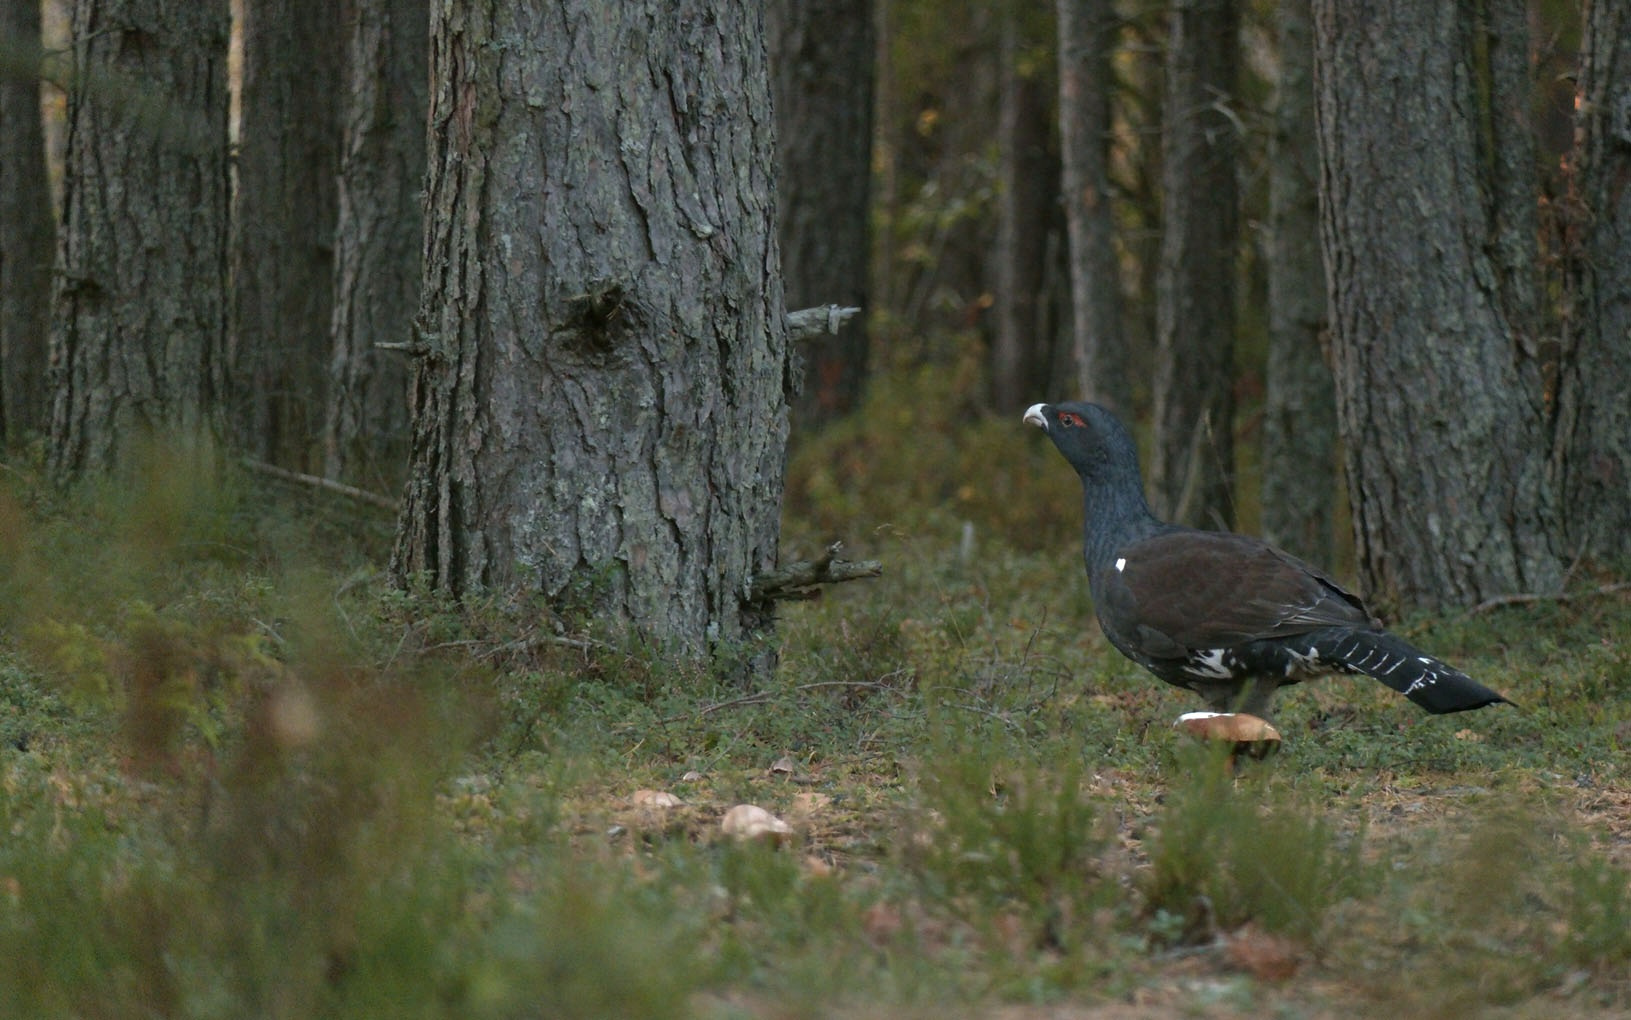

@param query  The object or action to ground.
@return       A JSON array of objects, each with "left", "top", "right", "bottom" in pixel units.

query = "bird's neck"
[{"left": 1080, "top": 482, "right": 1163, "bottom": 572}]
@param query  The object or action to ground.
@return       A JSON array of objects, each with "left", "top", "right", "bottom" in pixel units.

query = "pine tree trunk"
[
  {"left": 1056, "top": 0, "right": 1128, "bottom": 418},
  {"left": 392, "top": 0, "right": 789, "bottom": 660},
  {"left": 48, "top": 0, "right": 230, "bottom": 478},
  {"left": 1260, "top": 0, "right": 1333, "bottom": 565},
  {"left": 990, "top": 14, "right": 1056, "bottom": 413},
  {"left": 1560, "top": 0, "right": 1631, "bottom": 566},
  {"left": 1151, "top": 0, "right": 1239, "bottom": 529},
  {"left": 1313, "top": 0, "right": 1563, "bottom": 611},
  {"left": 0, "top": 0, "right": 56, "bottom": 445},
  {"left": 1120, "top": 8, "right": 1163, "bottom": 398},
  {"left": 768, "top": 0, "right": 873, "bottom": 429},
  {"left": 231, "top": 0, "right": 342, "bottom": 471},
  {"left": 322, "top": 0, "right": 426, "bottom": 490}
]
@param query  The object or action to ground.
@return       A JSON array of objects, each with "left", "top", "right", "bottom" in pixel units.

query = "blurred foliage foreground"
[{"left": 3, "top": 388, "right": 1631, "bottom": 1019}]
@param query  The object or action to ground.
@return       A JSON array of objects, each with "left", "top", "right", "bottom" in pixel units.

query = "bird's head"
[{"left": 1023, "top": 401, "right": 1142, "bottom": 486}]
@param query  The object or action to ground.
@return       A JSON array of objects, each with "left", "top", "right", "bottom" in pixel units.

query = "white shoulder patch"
[{"left": 1115, "top": 557, "right": 1126, "bottom": 572}]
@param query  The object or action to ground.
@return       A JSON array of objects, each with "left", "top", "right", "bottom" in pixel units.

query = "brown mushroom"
[{"left": 1174, "top": 711, "right": 1282, "bottom": 762}]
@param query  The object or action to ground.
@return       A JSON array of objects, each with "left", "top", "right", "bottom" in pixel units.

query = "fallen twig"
[
  {"left": 1466, "top": 581, "right": 1631, "bottom": 616},
  {"left": 240, "top": 458, "right": 398, "bottom": 511}
]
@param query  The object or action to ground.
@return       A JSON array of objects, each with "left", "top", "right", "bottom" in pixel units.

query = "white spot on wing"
[{"left": 1115, "top": 557, "right": 1126, "bottom": 572}]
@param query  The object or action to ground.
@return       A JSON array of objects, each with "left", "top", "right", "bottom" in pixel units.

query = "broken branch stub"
[
  {"left": 785, "top": 304, "right": 862, "bottom": 342},
  {"left": 747, "top": 541, "right": 882, "bottom": 604}
]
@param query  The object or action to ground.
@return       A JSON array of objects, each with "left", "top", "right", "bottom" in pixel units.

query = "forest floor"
[{"left": 2, "top": 433, "right": 1631, "bottom": 1018}]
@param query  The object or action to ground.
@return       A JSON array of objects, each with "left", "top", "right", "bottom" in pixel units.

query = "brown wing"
[{"left": 1098, "top": 529, "right": 1376, "bottom": 652}]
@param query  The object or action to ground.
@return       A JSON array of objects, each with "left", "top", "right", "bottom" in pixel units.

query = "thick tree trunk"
[
  {"left": 1313, "top": 0, "right": 1563, "bottom": 611},
  {"left": 1561, "top": 0, "right": 1631, "bottom": 565},
  {"left": 231, "top": 0, "right": 342, "bottom": 471},
  {"left": 48, "top": 0, "right": 230, "bottom": 478},
  {"left": 1151, "top": 0, "right": 1238, "bottom": 529},
  {"left": 1259, "top": 0, "right": 1333, "bottom": 565},
  {"left": 0, "top": 0, "right": 56, "bottom": 444},
  {"left": 991, "top": 15, "right": 1057, "bottom": 413},
  {"left": 1055, "top": 0, "right": 1128, "bottom": 417},
  {"left": 392, "top": 0, "right": 789, "bottom": 659},
  {"left": 768, "top": 0, "right": 873, "bottom": 429},
  {"left": 322, "top": 0, "right": 426, "bottom": 490}
]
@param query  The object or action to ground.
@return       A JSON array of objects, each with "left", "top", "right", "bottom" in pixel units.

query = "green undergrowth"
[{"left": 2, "top": 438, "right": 1630, "bottom": 1019}]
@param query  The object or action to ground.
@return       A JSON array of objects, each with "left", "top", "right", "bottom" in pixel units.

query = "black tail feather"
[{"left": 1312, "top": 629, "right": 1511, "bottom": 714}]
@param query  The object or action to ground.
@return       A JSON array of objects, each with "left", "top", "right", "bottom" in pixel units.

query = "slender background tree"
[
  {"left": 1055, "top": 0, "right": 1128, "bottom": 419},
  {"left": 1259, "top": 0, "right": 1333, "bottom": 565},
  {"left": 1560, "top": 0, "right": 1631, "bottom": 566},
  {"left": 990, "top": 10, "right": 1060, "bottom": 413},
  {"left": 769, "top": 0, "right": 875, "bottom": 430},
  {"left": 0, "top": 0, "right": 56, "bottom": 445},
  {"left": 231, "top": 0, "right": 342, "bottom": 471},
  {"left": 322, "top": 0, "right": 427, "bottom": 490},
  {"left": 1150, "top": 0, "right": 1239, "bottom": 529}
]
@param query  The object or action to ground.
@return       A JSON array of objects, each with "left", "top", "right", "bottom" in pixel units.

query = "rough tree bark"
[
  {"left": 322, "top": 0, "right": 427, "bottom": 490},
  {"left": 768, "top": 0, "right": 873, "bottom": 429},
  {"left": 48, "top": 0, "right": 230, "bottom": 478},
  {"left": 0, "top": 0, "right": 56, "bottom": 444},
  {"left": 1313, "top": 0, "right": 1563, "bottom": 611},
  {"left": 392, "top": 0, "right": 790, "bottom": 660},
  {"left": 1259, "top": 0, "right": 1334, "bottom": 565},
  {"left": 990, "top": 14, "right": 1057, "bottom": 413},
  {"left": 1151, "top": 0, "right": 1239, "bottom": 529},
  {"left": 231, "top": 0, "right": 342, "bottom": 471},
  {"left": 1055, "top": 0, "right": 1128, "bottom": 417},
  {"left": 1561, "top": 0, "right": 1631, "bottom": 566}
]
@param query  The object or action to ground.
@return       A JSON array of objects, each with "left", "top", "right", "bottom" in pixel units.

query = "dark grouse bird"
[{"left": 1025, "top": 400, "right": 1511, "bottom": 719}]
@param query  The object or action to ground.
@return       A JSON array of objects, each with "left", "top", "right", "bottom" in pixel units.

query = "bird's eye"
[{"left": 1058, "top": 411, "right": 1086, "bottom": 428}]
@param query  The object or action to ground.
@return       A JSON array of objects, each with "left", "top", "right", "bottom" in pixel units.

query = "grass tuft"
[{"left": 1142, "top": 752, "right": 1369, "bottom": 947}]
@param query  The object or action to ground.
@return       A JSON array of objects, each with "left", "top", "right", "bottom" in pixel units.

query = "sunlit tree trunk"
[
  {"left": 48, "top": 0, "right": 230, "bottom": 478},
  {"left": 392, "top": 0, "right": 790, "bottom": 663},
  {"left": 0, "top": 0, "right": 56, "bottom": 444},
  {"left": 1151, "top": 0, "right": 1238, "bottom": 529}
]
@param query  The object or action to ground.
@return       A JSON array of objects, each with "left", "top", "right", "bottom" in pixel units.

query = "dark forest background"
[{"left": 2, "top": 0, "right": 1628, "bottom": 647}]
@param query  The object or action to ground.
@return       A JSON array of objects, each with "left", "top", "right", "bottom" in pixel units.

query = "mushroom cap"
[{"left": 1174, "top": 711, "right": 1282, "bottom": 758}]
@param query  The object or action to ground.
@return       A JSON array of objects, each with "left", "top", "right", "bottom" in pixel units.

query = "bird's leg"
[
  {"left": 1235, "top": 679, "right": 1278, "bottom": 720},
  {"left": 1193, "top": 678, "right": 1277, "bottom": 720}
]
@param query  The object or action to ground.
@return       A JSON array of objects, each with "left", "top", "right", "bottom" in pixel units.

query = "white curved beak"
[{"left": 1023, "top": 404, "right": 1049, "bottom": 430}]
